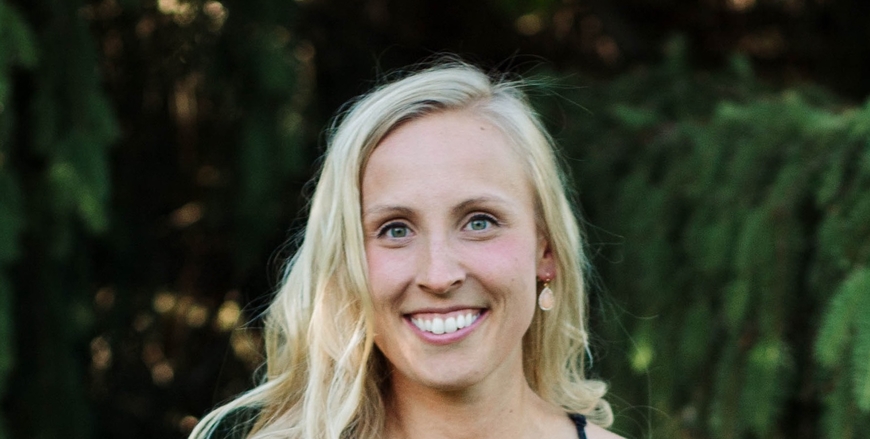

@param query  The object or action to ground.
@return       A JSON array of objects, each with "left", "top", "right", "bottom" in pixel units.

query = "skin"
[{"left": 361, "top": 110, "right": 623, "bottom": 439}]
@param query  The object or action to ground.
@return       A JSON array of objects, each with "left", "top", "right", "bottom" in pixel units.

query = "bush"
[{"left": 537, "top": 38, "right": 870, "bottom": 438}]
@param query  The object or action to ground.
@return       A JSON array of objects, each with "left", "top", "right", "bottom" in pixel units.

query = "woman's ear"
[{"left": 536, "top": 239, "right": 557, "bottom": 280}]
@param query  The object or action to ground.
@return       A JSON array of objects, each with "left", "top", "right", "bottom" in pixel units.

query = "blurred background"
[{"left": 1, "top": 0, "right": 870, "bottom": 438}]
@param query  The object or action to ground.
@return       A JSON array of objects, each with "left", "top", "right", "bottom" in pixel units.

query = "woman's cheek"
[
  {"left": 467, "top": 237, "right": 536, "bottom": 281},
  {"left": 366, "top": 246, "right": 411, "bottom": 300}
]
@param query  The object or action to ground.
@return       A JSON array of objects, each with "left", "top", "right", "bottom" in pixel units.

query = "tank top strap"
[{"left": 568, "top": 413, "right": 587, "bottom": 439}]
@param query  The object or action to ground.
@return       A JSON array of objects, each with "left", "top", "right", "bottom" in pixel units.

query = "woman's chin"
[{"left": 394, "top": 366, "right": 487, "bottom": 395}]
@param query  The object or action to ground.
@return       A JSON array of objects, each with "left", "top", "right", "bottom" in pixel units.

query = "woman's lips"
[
  {"left": 410, "top": 310, "right": 480, "bottom": 334},
  {"left": 404, "top": 309, "right": 488, "bottom": 344}
]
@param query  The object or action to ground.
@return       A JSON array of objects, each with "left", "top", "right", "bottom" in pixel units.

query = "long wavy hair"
[{"left": 189, "top": 61, "right": 612, "bottom": 439}]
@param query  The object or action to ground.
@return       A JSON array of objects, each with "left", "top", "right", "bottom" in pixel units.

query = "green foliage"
[
  {"left": 1, "top": 0, "right": 117, "bottom": 437},
  {"left": 0, "top": 0, "right": 37, "bottom": 105},
  {"left": 0, "top": 2, "right": 37, "bottom": 438},
  {"left": 855, "top": 296, "right": 870, "bottom": 411},
  {"left": 3, "top": 0, "right": 309, "bottom": 436},
  {"left": 739, "top": 337, "right": 793, "bottom": 436},
  {"left": 534, "top": 41, "right": 870, "bottom": 437},
  {"left": 0, "top": 0, "right": 35, "bottom": 260},
  {"left": 817, "top": 268, "right": 870, "bottom": 412},
  {"left": 30, "top": 1, "right": 118, "bottom": 240},
  {"left": 816, "top": 269, "right": 869, "bottom": 367},
  {"left": 209, "top": 0, "right": 306, "bottom": 272}
]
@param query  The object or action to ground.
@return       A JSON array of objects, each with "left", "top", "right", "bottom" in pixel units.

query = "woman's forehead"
[{"left": 360, "top": 110, "right": 535, "bottom": 212}]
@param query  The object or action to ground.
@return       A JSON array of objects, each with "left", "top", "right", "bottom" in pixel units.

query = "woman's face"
[{"left": 361, "top": 110, "right": 555, "bottom": 394}]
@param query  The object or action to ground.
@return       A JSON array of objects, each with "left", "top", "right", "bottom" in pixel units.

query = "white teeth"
[
  {"left": 444, "top": 317, "right": 457, "bottom": 333},
  {"left": 431, "top": 318, "right": 445, "bottom": 334},
  {"left": 410, "top": 312, "right": 481, "bottom": 335}
]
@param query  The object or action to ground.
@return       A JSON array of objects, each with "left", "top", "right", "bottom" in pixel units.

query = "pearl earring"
[{"left": 538, "top": 278, "right": 554, "bottom": 311}]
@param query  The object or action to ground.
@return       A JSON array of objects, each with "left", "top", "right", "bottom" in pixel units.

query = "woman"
[{"left": 191, "top": 61, "right": 622, "bottom": 439}]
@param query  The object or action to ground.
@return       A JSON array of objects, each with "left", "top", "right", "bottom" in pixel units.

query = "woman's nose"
[{"left": 416, "top": 237, "right": 464, "bottom": 294}]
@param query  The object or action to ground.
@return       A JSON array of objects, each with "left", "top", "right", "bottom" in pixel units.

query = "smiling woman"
[
  {"left": 190, "top": 61, "right": 621, "bottom": 439},
  {"left": 363, "top": 111, "right": 549, "bottom": 398}
]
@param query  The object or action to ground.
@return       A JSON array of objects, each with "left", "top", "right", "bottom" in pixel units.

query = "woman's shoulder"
[
  {"left": 567, "top": 413, "right": 625, "bottom": 439},
  {"left": 584, "top": 421, "right": 627, "bottom": 439}
]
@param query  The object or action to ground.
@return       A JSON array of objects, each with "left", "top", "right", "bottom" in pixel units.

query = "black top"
[{"left": 568, "top": 413, "right": 588, "bottom": 439}]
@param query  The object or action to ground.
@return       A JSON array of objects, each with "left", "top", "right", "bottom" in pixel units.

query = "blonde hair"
[{"left": 190, "top": 61, "right": 612, "bottom": 439}]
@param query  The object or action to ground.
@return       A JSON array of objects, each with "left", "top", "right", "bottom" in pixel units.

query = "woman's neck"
[{"left": 383, "top": 357, "right": 564, "bottom": 439}]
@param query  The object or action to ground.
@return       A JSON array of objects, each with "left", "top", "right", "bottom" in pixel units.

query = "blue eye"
[
  {"left": 387, "top": 226, "right": 409, "bottom": 238},
  {"left": 380, "top": 223, "right": 410, "bottom": 238},
  {"left": 466, "top": 214, "right": 495, "bottom": 231}
]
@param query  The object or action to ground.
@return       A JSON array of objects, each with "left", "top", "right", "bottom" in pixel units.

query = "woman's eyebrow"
[
  {"left": 362, "top": 205, "right": 415, "bottom": 220},
  {"left": 451, "top": 196, "right": 511, "bottom": 216}
]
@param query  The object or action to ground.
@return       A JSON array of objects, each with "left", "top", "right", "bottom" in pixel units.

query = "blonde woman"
[{"left": 191, "top": 61, "right": 623, "bottom": 439}]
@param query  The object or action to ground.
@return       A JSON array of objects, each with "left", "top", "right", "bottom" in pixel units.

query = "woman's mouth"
[{"left": 409, "top": 310, "right": 481, "bottom": 335}]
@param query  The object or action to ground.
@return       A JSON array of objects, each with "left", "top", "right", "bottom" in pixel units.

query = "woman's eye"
[
  {"left": 466, "top": 215, "right": 496, "bottom": 231},
  {"left": 381, "top": 223, "right": 410, "bottom": 239}
]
